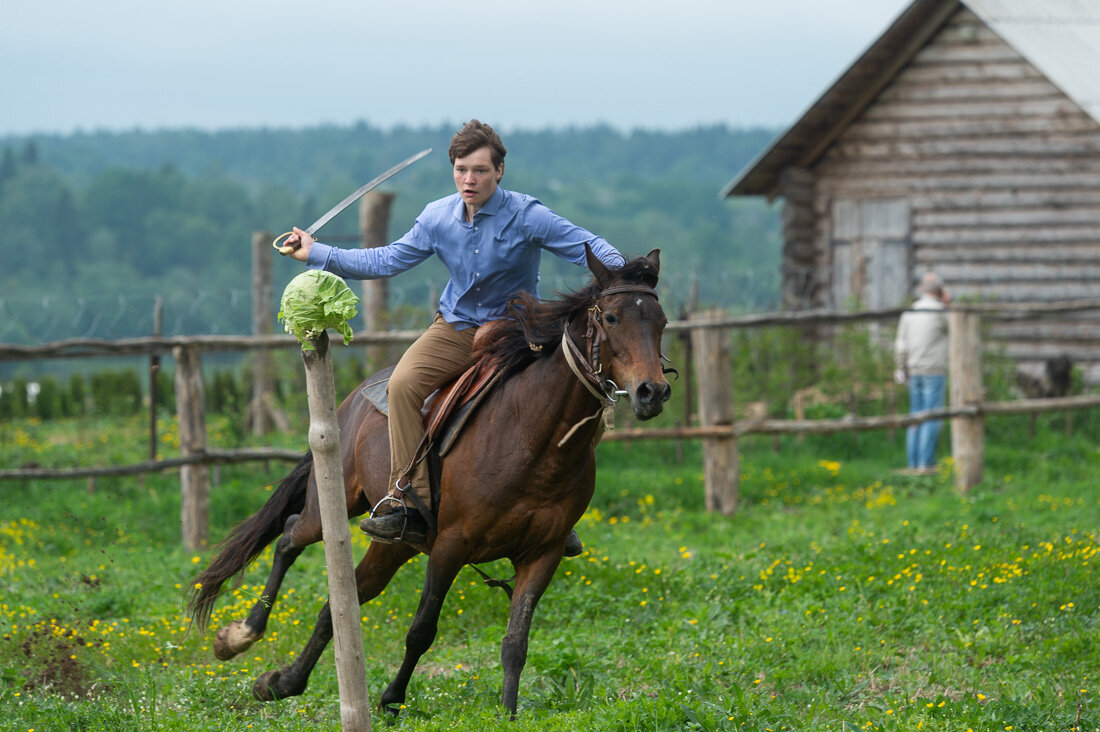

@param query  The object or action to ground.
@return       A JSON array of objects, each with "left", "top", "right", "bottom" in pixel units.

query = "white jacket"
[{"left": 895, "top": 294, "right": 948, "bottom": 375}]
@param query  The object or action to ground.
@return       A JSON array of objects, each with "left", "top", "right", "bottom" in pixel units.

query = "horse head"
[{"left": 584, "top": 245, "right": 671, "bottom": 420}]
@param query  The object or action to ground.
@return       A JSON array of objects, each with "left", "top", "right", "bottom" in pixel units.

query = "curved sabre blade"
[{"left": 305, "top": 148, "right": 432, "bottom": 236}]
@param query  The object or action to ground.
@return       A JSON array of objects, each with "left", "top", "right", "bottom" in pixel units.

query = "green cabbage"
[{"left": 278, "top": 270, "right": 359, "bottom": 349}]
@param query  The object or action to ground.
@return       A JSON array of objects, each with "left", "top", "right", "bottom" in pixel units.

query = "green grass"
[{"left": 1, "top": 412, "right": 1098, "bottom": 731}]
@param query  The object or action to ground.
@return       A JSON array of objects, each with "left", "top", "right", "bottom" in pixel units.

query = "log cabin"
[{"left": 722, "top": 0, "right": 1100, "bottom": 384}]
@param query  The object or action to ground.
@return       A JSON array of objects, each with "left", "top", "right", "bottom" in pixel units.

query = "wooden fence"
[
  {"left": 0, "top": 329, "right": 419, "bottom": 551},
  {"left": 640, "top": 301, "right": 1100, "bottom": 512},
  {"left": 2, "top": 300, "right": 1099, "bottom": 549}
]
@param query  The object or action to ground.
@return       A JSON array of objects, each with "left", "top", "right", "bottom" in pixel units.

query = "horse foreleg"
[
  {"left": 501, "top": 552, "right": 562, "bottom": 718},
  {"left": 379, "top": 551, "right": 464, "bottom": 715},
  {"left": 214, "top": 515, "right": 306, "bottom": 661},
  {"left": 252, "top": 540, "right": 416, "bottom": 702}
]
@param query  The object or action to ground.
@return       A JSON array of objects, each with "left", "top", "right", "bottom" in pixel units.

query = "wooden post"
[
  {"left": 149, "top": 295, "right": 163, "bottom": 460},
  {"left": 676, "top": 277, "right": 700, "bottom": 463},
  {"left": 301, "top": 332, "right": 372, "bottom": 731},
  {"left": 949, "top": 310, "right": 984, "bottom": 493},
  {"left": 359, "top": 192, "right": 395, "bottom": 368},
  {"left": 174, "top": 344, "right": 209, "bottom": 551},
  {"left": 250, "top": 231, "right": 275, "bottom": 436},
  {"left": 691, "top": 311, "right": 738, "bottom": 514},
  {"left": 793, "top": 389, "right": 807, "bottom": 445}
]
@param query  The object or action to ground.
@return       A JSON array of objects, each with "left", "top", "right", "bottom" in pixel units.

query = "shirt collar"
[
  {"left": 452, "top": 185, "right": 506, "bottom": 222},
  {"left": 480, "top": 185, "right": 505, "bottom": 216}
]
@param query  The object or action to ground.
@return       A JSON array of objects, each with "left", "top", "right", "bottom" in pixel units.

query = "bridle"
[{"left": 561, "top": 284, "right": 662, "bottom": 405}]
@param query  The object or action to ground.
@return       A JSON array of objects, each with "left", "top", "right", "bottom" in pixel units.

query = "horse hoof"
[
  {"left": 380, "top": 688, "right": 406, "bottom": 717},
  {"left": 253, "top": 670, "right": 283, "bottom": 701},
  {"left": 564, "top": 529, "right": 583, "bottom": 557},
  {"left": 214, "top": 620, "right": 259, "bottom": 661}
]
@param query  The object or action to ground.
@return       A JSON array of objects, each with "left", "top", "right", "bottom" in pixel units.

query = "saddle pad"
[{"left": 359, "top": 366, "right": 396, "bottom": 415}]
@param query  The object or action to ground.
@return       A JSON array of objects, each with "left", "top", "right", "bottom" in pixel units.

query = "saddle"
[
  {"left": 359, "top": 359, "right": 502, "bottom": 458},
  {"left": 360, "top": 318, "right": 506, "bottom": 454},
  {"left": 357, "top": 322, "right": 506, "bottom": 532}
]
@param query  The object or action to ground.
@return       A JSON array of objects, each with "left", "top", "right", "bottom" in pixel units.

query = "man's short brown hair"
[{"left": 449, "top": 119, "right": 507, "bottom": 168}]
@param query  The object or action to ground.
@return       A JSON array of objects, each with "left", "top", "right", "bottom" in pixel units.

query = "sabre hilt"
[{"left": 271, "top": 231, "right": 300, "bottom": 256}]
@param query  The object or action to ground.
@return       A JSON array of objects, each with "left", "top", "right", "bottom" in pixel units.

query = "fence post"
[
  {"left": 301, "top": 331, "right": 373, "bottom": 730},
  {"left": 949, "top": 310, "right": 984, "bottom": 492},
  {"left": 149, "top": 295, "right": 163, "bottom": 460},
  {"left": 360, "top": 192, "right": 396, "bottom": 369},
  {"left": 250, "top": 230, "right": 275, "bottom": 436},
  {"left": 691, "top": 311, "right": 738, "bottom": 514},
  {"left": 174, "top": 344, "right": 210, "bottom": 550}
]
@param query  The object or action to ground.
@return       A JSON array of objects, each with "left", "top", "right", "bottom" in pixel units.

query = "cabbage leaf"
[{"left": 278, "top": 270, "right": 359, "bottom": 350}]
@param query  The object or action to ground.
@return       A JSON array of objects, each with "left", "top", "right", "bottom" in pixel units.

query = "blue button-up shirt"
[{"left": 307, "top": 186, "right": 624, "bottom": 329}]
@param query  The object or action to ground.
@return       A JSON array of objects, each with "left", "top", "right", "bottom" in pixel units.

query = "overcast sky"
[{"left": 5, "top": 0, "right": 913, "bottom": 137}]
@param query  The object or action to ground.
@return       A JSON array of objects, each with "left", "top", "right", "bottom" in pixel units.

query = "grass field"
[{"left": 1, "top": 411, "right": 1098, "bottom": 731}]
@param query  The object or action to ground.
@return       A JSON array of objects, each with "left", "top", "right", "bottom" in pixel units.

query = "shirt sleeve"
[
  {"left": 306, "top": 218, "right": 435, "bottom": 279},
  {"left": 522, "top": 199, "right": 625, "bottom": 269}
]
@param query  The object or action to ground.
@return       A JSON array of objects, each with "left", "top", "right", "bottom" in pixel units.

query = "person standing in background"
[{"left": 894, "top": 272, "right": 950, "bottom": 475}]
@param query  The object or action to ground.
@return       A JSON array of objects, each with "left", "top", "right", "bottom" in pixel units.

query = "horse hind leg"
[
  {"left": 253, "top": 540, "right": 417, "bottom": 702},
  {"left": 213, "top": 514, "right": 306, "bottom": 661}
]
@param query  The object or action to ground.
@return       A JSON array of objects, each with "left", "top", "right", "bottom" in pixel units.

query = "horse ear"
[
  {"left": 585, "top": 243, "right": 613, "bottom": 288},
  {"left": 645, "top": 248, "right": 661, "bottom": 276}
]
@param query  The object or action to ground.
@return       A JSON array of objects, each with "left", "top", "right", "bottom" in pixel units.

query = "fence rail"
[
  {"left": 0, "top": 331, "right": 423, "bottom": 361},
  {"left": 0, "top": 447, "right": 304, "bottom": 480},
  {"left": 604, "top": 393, "right": 1100, "bottom": 441}
]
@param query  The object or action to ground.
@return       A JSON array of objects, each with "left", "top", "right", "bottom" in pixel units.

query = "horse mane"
[{"left": 474, "top": 254, "right": 659, "bottom": 379}]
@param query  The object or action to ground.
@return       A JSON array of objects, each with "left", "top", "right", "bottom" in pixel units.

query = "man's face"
[{"left": 453, "top": 146, "right": 502, "bottom": 212}]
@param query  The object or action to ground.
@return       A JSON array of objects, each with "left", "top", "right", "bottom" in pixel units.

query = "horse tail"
[{"left": 187, "top": 451, "right": 313, "bottom": 632}]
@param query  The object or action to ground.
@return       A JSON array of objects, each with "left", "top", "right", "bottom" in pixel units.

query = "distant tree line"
[{"left": 0, "top": 123, "right": 783, "bottom": 350}]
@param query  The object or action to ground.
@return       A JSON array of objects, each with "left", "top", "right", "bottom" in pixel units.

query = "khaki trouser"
[{"left": 387, "top": 313, "right": 478, "bottom": 509}]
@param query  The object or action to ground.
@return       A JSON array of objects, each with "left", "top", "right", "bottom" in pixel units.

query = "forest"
[{"left": 0, "top": 122, "right": 782, "bottom": 344}]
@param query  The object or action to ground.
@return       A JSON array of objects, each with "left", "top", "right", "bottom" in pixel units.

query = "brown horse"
[{"left": 188, "top": 247, "right": 670, "bottom": 717}]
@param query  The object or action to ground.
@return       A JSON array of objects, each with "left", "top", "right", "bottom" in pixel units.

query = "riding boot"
[
  {"left": 361, "top": 474, "right": 430, "bottom": 544},
  {"left": 360, "top": 504, "right": 430, "bottom": 545},
  {"left": 564, "top": 528, "right": 583, "bottom": 557}
]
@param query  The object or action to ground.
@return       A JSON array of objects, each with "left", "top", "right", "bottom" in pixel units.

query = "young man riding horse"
[
  {"left": 190, "top": 246, "right": 669, "bottom": 716},
  {"left": 283, "top": 120, "right": 624, "bottom": 546}
]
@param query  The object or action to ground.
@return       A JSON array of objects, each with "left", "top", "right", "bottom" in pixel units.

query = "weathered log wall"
[{"left": 800, "top": 7, "right": 1100, "bottom": 383}]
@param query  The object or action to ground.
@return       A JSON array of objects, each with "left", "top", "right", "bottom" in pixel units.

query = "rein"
[{"left": 557, "top": 284, "right": 660, "bottom": 446}]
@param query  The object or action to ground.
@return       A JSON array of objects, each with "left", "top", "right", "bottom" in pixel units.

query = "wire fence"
[
  {"left": 0, "top": 270, "right": 781, "bottom": 345},
  {"left": 0, "top": 291, "right": 250, "bottom": 341}
]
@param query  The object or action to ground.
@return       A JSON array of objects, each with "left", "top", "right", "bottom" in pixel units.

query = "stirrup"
[
  {"left": 369, "top": 478, "right": 411, "bottom": 518},
  {"left": 360, "top": 506, "right": 428, "bottom": 545},
  {"left": 362, "top": 480, "right": 422, "bottom": 544},
  {"left": 369, "top": 495, "right": 406, "bottom": 519}
]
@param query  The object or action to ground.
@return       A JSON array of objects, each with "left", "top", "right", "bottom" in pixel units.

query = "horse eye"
[{"left": 604, "top": 312, "right": 619, "bottom": 326}]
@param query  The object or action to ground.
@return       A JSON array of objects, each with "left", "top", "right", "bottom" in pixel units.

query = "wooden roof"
[{"left": 722, "top": 0, "right": 1100, "bottom": 199}]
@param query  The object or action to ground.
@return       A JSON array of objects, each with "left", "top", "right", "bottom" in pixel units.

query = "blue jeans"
[{"left": 907, "top": 374, "right": 946, "bottom": 469}]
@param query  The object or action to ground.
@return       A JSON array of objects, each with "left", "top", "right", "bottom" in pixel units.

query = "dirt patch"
[{"left": 15, "top": 625, "right": 96, "bottom": 699}]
